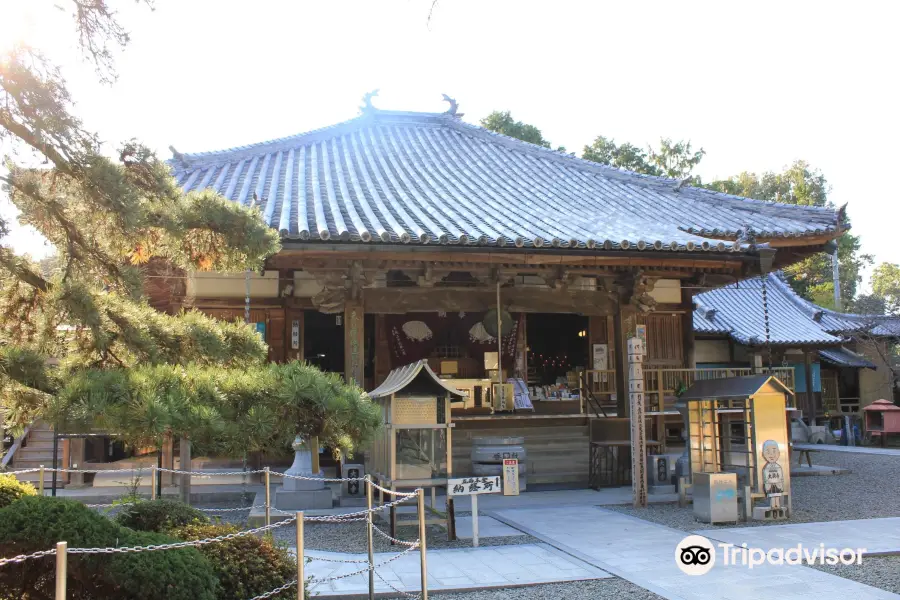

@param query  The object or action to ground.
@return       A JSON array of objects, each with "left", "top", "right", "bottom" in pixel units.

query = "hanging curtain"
[{"left": 386, "top": 312, "right": 519, "bottom": 368}]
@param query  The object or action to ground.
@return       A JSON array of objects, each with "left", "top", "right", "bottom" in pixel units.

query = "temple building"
[
  {"left": 7, "top": 97, "right": 853, "bottom": 487},
  {"left": 693, "top": 273, "right": 900, "bottom": 416}
]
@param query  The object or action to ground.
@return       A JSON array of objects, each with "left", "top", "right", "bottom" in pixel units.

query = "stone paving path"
[
  {"left": 697, "top": 517, "right": 900, "bottom": 556},
  {"left": 794, "top": 443, "right": 900, "bottom": 456},
  {"left": 303, "top": 543, "right": 610, "bottom": 597},
  {"left": 492, "top": 505, "right": 899, "bottom": 600}
]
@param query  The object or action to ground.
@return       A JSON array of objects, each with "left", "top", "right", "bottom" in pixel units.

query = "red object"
[{"left": 863, "top": 399, "right": 900, "bottom": 447}]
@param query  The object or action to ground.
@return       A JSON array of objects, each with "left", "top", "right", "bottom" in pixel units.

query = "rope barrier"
[
  {"left": 197, "top": 504, "right": 265, "bottom": 513},
  {"left": 246, "top": 579, "right": 297, "bottom": 600},
  {"left": 0, "top": 548, "right": 57, "bottom": 567},
  {"left": 4, "top": 466, "right": 369, "bottom": 482},
  {"left": 67, "top": 516, "right": 296, "bottom": 555},
  {"left": 368, "top": 481, "right": 419, "bottom": 497},
  {"left": 372, "top": 524, "right": 418, "bottom": 547}
]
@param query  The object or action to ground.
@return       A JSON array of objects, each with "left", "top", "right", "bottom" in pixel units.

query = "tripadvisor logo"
[
  {"left": 675, "top": 535, "right": 716, "bottom": 576},
  {"left": 675, "top": 535, "right": 867, "bottom": 575}
]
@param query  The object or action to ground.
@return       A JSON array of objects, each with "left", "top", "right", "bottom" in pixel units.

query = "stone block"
[{"left": 275, "top": 488, "right": 333, "bottom": 510}]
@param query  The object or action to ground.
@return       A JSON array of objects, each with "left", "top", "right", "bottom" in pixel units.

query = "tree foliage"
[
  {"left": 868, "top": 262, "right": 900, "bottom": 316},
  {"left": 0, "top": 1, "right": 381, "bottom": 457},
  {"left": 706, "top": 161, "right": 872, "bottom": 307},
  {"left": 582, "top": 136, "right": 705, "bottom": 181},
  {"left": 480, "top": 110, "right": 563, "bottom": 150}
]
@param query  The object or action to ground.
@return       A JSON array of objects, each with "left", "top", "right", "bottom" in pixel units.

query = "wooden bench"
[{"left": 796, "top": 448, "right": 815, "bottom": 467}]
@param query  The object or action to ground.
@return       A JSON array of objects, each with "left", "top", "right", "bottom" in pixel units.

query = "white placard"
[
  {"left": 592, "top": 343, "right": 608, "bottom": 370},
  {"left": 448, "top": 476, "right": 501, "bottom": 496},
  {"left": 503, "top": 459, "right": 520, "bottom": 496},
  {"left": 627, "top": 337, "right": 644, "bottom": 355}
]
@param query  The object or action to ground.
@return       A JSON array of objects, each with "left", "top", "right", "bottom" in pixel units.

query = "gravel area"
[
  {"left": 607, "top": 450, "right": 900, "bottom": 531},
  {"left": 430, "top": 579, "right": 664, "bottom": 599},
  {"left": 809, "top": 556, "right": 900, "bottom": 595},
  {"left": 204, "top": 509, "right": 538, "bottom": 552}
]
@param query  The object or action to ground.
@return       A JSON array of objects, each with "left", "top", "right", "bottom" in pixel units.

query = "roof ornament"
[
  {"left": 736, "top": 224, "right": 758, "bottom": 250},
  {"left": 168, "top": 145, "right": 188, "bottom": 167},
  {"left": 360, "top": 89, "right": 380, "bottom": 115},
  {"left": 441, "top": 94, "right": 463, "bottom": 118},
  {"left": 673, "top": 177, "right": 691, "bottom": 192}
]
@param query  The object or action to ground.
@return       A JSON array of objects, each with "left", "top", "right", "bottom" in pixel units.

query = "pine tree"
[{"left": 0, "top": 2, "right": 380, "bottom": 457}]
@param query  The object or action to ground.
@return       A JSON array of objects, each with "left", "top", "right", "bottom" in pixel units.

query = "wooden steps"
[
  {"left": 7, "top": 421, "right": 62, "bottom": 484},
  {"left": 452, "top": 422, "right": 590, "bottom": 485}
]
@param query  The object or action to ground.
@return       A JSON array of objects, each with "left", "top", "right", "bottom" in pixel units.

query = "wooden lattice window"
[{"left": 640, "top": 313, "right": 684, "bottom": 366}]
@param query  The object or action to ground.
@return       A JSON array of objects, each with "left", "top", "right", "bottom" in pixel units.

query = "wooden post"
[
  {"left": 264, "top": 467, "right": 271, "bottom": 528},
  {"left": 447, "top": 496, "right": 457, "bottom": 541},
  {"left": 68, "top": 438, "right": 86, "bottom": 487},
  {"left": 804, "top": 351, "right": 816, "bottom": 422},
  {"left": 161, "top": 433, "right": 175, "bottom": 487},
  {"left": 150, "top": 465, "right": 157, "bottom": 501},
  {"left": 39, "top": 465, "right": 45, "bottom": 496},
  {"left": 179, "top": 437, "right": 191, "bottom": 504},
  {"left": 613, "top": 304, "right": 627, "bottom": 417},
  {"left": 417, "top": 488, "right": 428, "bottom": 600},
  {"left": 344, "top": 302, "right": 365, "bottom": 386},
  {"left": 681, "top": 285, "right": 696, "bottom": 370},
  {"left": 55, "top": 541, "right": 67, "bottom": 600},
  {"left": 366, "top": 477, "right": 375, "bottom": 600},
  {"left": 296, "top": 512, "right": 305, "bottom": 600},
  {"left": 310, "top": 436, "right": 320, "bottom": 476}
]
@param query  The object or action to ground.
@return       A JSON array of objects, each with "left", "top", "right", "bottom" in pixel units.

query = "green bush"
[
  {"left": 0, "top": 496, "right": 217, "bottom": 600},
  {"left": 171, "top": 522, "right": 296, "bottom": 600},
  {"left": 0, "top": 473, "right": 37, "bottom": 508},
  {"left": 115, "top": 498, "right": 209, "bottom": 533}
]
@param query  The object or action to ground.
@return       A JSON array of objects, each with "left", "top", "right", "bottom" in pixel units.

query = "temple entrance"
[
  {"left": 304, "top": 311, "right": 345, "bottom": 375},
  {"left": 525, "top": 314, "right": 590, "bottom": 386}
]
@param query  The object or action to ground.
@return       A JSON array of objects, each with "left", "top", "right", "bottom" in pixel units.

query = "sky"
[{"left": 2, "top": 0, "right": 898, "bottom": 291}]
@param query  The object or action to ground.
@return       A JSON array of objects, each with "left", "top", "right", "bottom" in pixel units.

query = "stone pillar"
[
  {"left": 344, "top": 302, "right": 364, "bottom": 386},
  {"left": 752, "top": 354, "right": 764, "bottom": 374},
  {"left": 179, "top": 437, "right": 191, "bottom": 503}
]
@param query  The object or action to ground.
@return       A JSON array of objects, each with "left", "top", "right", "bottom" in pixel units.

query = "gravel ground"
[
  {"left": 605, "top": 450, "right": 900, "bottom": 596},
  {"left": 429, "top": 579, "right": 664, "bottom": 600},
  {"left": 607, "top": 451, "right": 900, "bottom": 531},
  {"left": 809, "top": 556, "right": 900, "bottom": 595},
  {"left": 205, "top": 509, "right": 538, "bottom": 552}
]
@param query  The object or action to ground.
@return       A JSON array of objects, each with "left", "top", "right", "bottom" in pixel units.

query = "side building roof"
[{"left": 169, "top": 108, "right": 840, "bottom": 254}]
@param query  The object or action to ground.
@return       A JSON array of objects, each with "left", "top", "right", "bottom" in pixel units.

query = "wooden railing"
[{"left": 580, "top": 367, "right": 796, "bottom": 413}]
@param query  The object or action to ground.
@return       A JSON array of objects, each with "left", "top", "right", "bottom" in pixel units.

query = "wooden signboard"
[
  {"left": 448, "top": 476, "right": 502, "bottom": 547},
  {"left": 503, "top": 459, "right": 520, "bottom": 496}
]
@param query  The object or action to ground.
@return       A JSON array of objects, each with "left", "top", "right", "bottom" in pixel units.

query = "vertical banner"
[
  {"left": 502, "top": 459, "right": 520, "bottom": 496},
  {"left": 628, "top": 337, "right": 648, "bottom": 508}
]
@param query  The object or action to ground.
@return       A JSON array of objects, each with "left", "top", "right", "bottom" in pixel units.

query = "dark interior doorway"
[
  {"left": 304, "top": 311, "right": 345, "bottom": 374},
  {"left": 526, "top": 313, "right": 590, "bottom": 385}
]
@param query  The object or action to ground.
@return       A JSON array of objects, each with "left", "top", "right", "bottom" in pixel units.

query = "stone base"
[
  {"left": 275, "top": 488, "right": 333, "bottom": 510},
  {"left": 752, "top": 504, "right": 789, "bottom": 521},
  {"left": 649, "top": 484, "right": 676, "bottom": 495},
  {"left": 338, "top": 495, "right": 367, "bottom": 507}
]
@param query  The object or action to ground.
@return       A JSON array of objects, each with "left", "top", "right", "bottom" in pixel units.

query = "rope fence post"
[
  {"left": 366, "top": 476, "right": 375, "bottom": 600},
  {"left": 151, "top": 465, "right": 158, "bottom": 501},
  {"left": 55, "top": 541, "right": 67, "bottom": 600},
  {"left": 417, "top": 488, "right": 428, "bottom": 600},
  {"left": 264, "top": 467, "right": 271, "bottom": 528},
  {"left": 39, "top": 465, "right": 45, "bottom": 496},
  {"left": 296, "top": 512, "right": 305, "bottom": 600}
]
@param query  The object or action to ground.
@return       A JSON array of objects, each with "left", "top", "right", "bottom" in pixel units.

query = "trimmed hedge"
[
  {"left": 0, "top": 473, "right": 37, "bottom": 508},
  {"left": 115, "top": 498, "right": 209, "bottom": 533},
  {"left": 170, "top": 523, "right": 296, "bottom": 600},
  {"left": 0, "top": 496, "right": 217, "bottom": 600}
]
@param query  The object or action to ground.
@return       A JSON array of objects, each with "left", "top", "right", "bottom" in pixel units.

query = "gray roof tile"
[{"left": 170, "top": 111, "right": 840, "bottom": 250}]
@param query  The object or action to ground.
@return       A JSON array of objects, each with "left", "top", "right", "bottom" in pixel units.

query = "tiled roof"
[
  {"left": 169, "top": 110, "right": 840, "bottom": 251},
  {"left": 693, "top": 274, "right": 843, "bottom": 345},
  {"left": 819, "top": 347, "right": 876, "bottom": 369},
  {"left": 693, "top": 273, "right": 900, "bottom": 346}
]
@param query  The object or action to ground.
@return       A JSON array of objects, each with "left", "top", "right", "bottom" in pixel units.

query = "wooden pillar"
[
  {"left": 268, "top": 307, "right": 286, "bottom": 364},
  {"left": 613, "top": 303, "right": 628, "bottom": 417},
  {"left": 161, "top": 433, "right": 175, "bottom": 487},
  {"left": 373, "top": 314, "right": 390, "bottom": 386},
  {"left": 60, "top": 439, "right": 71, "bottom": 486},
  {"left": 179, "top": 437, "right": 191, "bottom": 503},
  {"left": 803, "top": 350, "right": 815, "bottom": 422},
  {"left": 344, "top": 302, "right": 365, "bottom": 386},
  {"left": 681, "top": 286, "right": 695, "bottom": 369}
]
